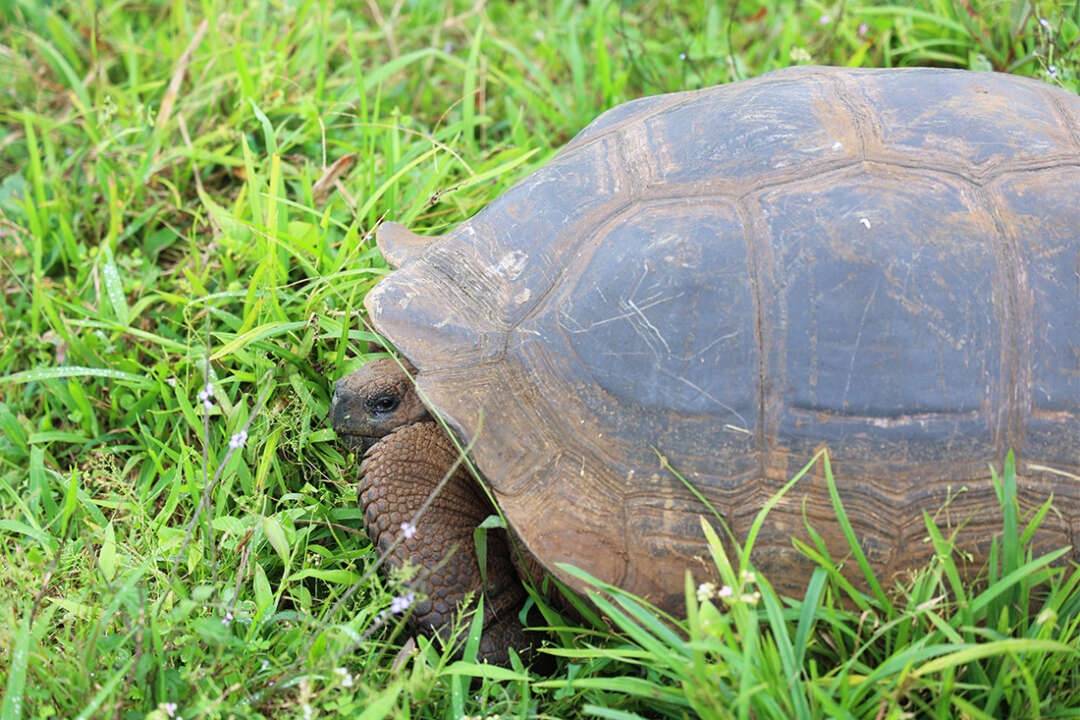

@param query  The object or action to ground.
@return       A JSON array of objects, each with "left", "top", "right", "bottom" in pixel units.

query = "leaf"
[
  {"left": 248, "top": 98, "right": 276, "bottom": 156},
  {"left": 61, "top": 467, "right": 80, "bottom": 536},
  {"left": 255, "top": 428, "right": 280, "bottom": 491},
  {"left": 28, "top": 445, "right": 57, "bottom": 522},
  {"left": 0, "top": 366, "right": 152, "bottom": 386},
  {"left": 210, "top": 321, "right": 307, "bottom": 361},
  {"left": 262, "top": 517, "right": 290, "bottom": 566},
  {"left": 196, "top": 185, "right": 250, "bottom": 242},
  {"left": 306, "top": 428, "right": 337, "bottom": 443},
  {"left": 0, "top": 520, "right": 52, "bottom": 549},
  {"left": 473, "top": 513, "right": 504, "bottom": 588},
  {"left": 535, "top": 676, "right": 691, "bottom": 707},
  {"left": 442, "top": 661, "right": 529, "bottom": 682},
  {"left": 581, "top": 706, "right": 652, "bottom": 720},
  {"left": 253, "top": 562, "right": 273, "bottom": 614},
  {"left": 912, "top": 639, "right": 1076, "bottom": 677},
  {"left": 822, "top": 451, "right": 892, "bottom": 613},
  {"left": 357, "top": 684, "right": 402, "bottom": 720},
  {"left": 28, "top": 431, "right": 91, "bottom": 445},
  {"left": 73, "top": 658, "right": 134, "bottom": 720},
  {"left": 101, "top": 245, "right": 129, "bottom": 324},
  {"left": 451, "top": 595, "right": 486, "bottom": 718},
  {"left": 0, "top": 609, "right": 31, "bottom": 720},
  {"left": 462, "top": 23, "right": 485, "bottom": 149},
  {"left": 99, "top": 521, "right": 117, "bottom": 581},
  {"left": 286, "top": 568, "right": 362, "bottom": 584},
  {"left": 0, "top": 403, "right": 28, "bottom": 456}
]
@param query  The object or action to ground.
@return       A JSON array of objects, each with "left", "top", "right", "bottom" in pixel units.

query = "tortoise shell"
[{"left": 365, "top": 66, "right": 1080, "bottom": 610}]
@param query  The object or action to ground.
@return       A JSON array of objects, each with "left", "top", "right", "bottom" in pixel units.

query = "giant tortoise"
[{"left": 332, "top": 65, "right": 1080, "bottom": 661}]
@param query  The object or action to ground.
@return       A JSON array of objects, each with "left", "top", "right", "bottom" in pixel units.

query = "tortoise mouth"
[{"left": 336, "top": 432, "right": 380, "bottom": 455}]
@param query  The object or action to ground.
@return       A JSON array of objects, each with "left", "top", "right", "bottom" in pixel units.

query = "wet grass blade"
[{"left": 0, "top": 610, "right": 31, "bottom": 720}]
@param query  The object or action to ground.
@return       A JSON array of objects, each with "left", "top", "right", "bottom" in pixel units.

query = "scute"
[
  {"left": 995, "top": 168, "right": 1080, "bottom": 466},
  {"left": 639, "top": 71, "right": 859, "bottom": 185},
  {"left": 367, "top": 66, "right": 1080, "bottom": 610},
  {"left": 564, "top": 88, "right": 694, "bottom": 148},
  {"left": 555, "top": 200, "right": 756, "bottom": 425},
  {"left": 853, "top": 69, "right": 1079, "bottom": 173},
  {"left": 758, "top": 167, "right": 1003, "bottom": 463}
]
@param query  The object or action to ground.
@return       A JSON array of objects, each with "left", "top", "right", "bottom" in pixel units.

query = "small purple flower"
[
  {"left": 197, "top": 382, "right": 214, "bottom": 410},
  {"left": 334, "top": 667, "right": 354, "bottom": 687},
  {"left": 696, "top": 582, "right": 716, "bottom": 602},
  {"left": 400, "top": 521, "right": 416, "bottom": 539},
  {"left": 162, "top": 702, "right": 178, "bottom": 718},
  {"left": 1039, "top": 17, "right": 1051, "bottom": 29},
  {"left": 679, "top": 52, "right": 687, "bottom": 60},
  {"left": 858, "top": 22, "right": 869, "bottom": 36},
  {"left": 819, "top": 14, "right": 831, "bottom": 25},
  {"left": 229, "top": 430, "right": 248, "bottom": 449},
  {"left": 222, "top": 610, "right": 234, "bottom": 625},
  {"left": 390, "top": 592, "right": 415, "bottom": 614},
  {"left": 1048, "top": 65, "right": 1060, "bottom": 80}
]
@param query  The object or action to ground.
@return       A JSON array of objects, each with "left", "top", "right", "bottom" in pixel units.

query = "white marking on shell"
[
  {"left": 367, "top": 284, "right": 385, "bottom": 315},
  {"left": 496, "top": 250, "right": 528, "bottom": 280},
  {"left": 832, "top": 141, "right": 844, "bottom": 151},
  {"left": 646, "top": 232, "right": 681, "bottom": 250},
  {"left": 368, "top": 279, "right": 421, "bottom": 319},
  {"left": 514, "top": 288, "right": 531, "bottom": 304},
  {"left": 619, "top": 124, "right": 656, "bottom": 188},
  {"left": 860, "top": 217, "right": 872, "bottom": 229}
]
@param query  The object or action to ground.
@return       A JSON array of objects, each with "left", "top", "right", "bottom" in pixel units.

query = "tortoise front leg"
[{"left": 359, "top": 420, "right": 533, "bottom": 664}]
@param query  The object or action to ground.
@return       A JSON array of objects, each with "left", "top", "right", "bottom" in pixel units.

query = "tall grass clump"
[
  {"left": 1, "top": 0, "right": 1078, "bottom": 717},
  {"left": 544, "top": 451, "right": 1080, "bottom": 719}
]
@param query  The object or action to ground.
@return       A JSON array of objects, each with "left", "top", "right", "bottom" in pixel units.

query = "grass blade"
[{"left": 0, "top": 610, "right": 31, "bottom": 720}]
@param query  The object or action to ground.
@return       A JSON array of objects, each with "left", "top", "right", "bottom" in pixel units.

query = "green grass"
[
  {"left": 548, "top": 452, "right": 1080, "bottom": 719},
  {"left": 1, "top": 0, "right": 1079, "bottom": 717}
]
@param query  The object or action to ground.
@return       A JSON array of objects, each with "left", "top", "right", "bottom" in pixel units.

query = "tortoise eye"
[{"left": 369, "top": 395, "right": 400, "bottom": 414}]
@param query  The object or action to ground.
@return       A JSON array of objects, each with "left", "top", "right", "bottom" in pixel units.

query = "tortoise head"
[
  {"left": 332, "top": 221, "right": 448, "bottom": 454},
  {"left": 331, "top": 357, "right": 430, "bottom": 453}
]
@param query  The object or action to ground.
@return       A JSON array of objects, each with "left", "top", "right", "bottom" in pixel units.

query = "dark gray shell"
[{"left": 367, "top": 66, "right": 1080, "bottom": 609}]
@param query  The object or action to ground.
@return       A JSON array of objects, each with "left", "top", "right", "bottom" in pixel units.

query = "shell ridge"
[
  {"left": 821, "top": 68, "right": 873, "bottom": 162},
  {"left": 1046, "top": 91, "right": 1080, "bottom": 149},
  {"left": 736, "top": 196, "right": 770, "bottom": 516},
  {"left": 639, "top": 158, "right": 1080, "bottom": 203},
  {"left": 971, "top": 185, "right": 1026, "bottom": 458},
  {"left": 559, "top": 88, "right": 703, "bottom": 155}
]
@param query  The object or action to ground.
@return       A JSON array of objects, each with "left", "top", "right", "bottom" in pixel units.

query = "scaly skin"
[{"left": 333, "top": 359, "right": 536, "bottom": 663}]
